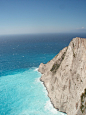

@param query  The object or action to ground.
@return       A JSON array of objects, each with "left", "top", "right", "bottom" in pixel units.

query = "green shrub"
[
  {"left": 80, "top": 89, "right": 86, "bottom": 113},
  {"left": 50, "top": 63, "right": 60, "bottom": 73},
  {"left": 50, "top": 51, "right": 66, "bottom": 73}
]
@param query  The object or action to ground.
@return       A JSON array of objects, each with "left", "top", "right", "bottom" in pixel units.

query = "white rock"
[{"left": 38, "top": 37, "right": 86, "bottom": 115}]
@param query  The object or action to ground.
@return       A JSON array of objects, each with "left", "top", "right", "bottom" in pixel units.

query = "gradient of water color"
[{"left": 0, "top": 33, "right": 86, "bottom": 115}]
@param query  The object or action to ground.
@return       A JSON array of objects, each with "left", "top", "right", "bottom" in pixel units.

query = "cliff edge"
[{"left": 38, "top": 37, "right": 86, "bottom": 115}]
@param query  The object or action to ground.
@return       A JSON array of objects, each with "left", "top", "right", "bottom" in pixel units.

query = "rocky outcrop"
[{"left": 38, "top": 37, "right": 86, "bottom": 115}]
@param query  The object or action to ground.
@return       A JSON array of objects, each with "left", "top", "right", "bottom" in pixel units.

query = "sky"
[{"left": 0, "top": 0, "right": 86, "bottom": 35}]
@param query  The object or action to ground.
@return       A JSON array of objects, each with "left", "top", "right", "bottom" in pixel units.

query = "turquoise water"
[
  {"left": 0, "top": 33, "right": 86, "bottom": 115},
  {"left": 0, "top": 68, "right": 66, "bottom": 115}
]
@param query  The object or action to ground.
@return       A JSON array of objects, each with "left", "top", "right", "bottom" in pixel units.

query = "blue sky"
[{"left": 0, "top": 0, "right": 86, "bottom": 35}]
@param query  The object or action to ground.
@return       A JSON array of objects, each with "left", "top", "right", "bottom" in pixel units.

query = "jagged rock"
[{"left": 38, "top": 37, "right": 86, "bottom": 115}]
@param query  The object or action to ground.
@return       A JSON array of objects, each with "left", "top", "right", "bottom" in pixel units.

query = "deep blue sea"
[{"left": 0, "top": 33, "right": 86, "bottom": 115}]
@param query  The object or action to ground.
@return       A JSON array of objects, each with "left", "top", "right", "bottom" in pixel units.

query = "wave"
[
  {"left": 34, "top": 77, "right": 40, "bottom": 83},
  {"left": 34, "top": 71, "right": 66, "bottom": 115},
  {"left": 0, "top": 67, "right": 66, "bottom": 115},
  {"left": 34, "top": 68, "right": 38, "bottom": 71},
  {"left": 45, "top": 100, "right": 66, "bottom": 115},
  {"left": 44, "top": 100, "right": 58, "bottom": 114}
]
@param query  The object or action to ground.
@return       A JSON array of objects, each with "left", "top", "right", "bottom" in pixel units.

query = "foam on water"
[
  {"left": 44, "top": 100, "right": 58, "bottom": 114},
  {"left": 0, "top": 67, "right": 66, "bottom": 115},
  {"left": 34, "top": 69, "right": 66, "bottom": 115},
  {"left": 1, "top": 33, "right": 86, "bottom": 115},
  {"left": 34, "top": 68, "right": 38, "bottom": 71}
]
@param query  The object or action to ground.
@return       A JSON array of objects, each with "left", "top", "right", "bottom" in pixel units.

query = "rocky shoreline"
[{"left": 38, "top": 37, "right": 86, "bottom": 115}]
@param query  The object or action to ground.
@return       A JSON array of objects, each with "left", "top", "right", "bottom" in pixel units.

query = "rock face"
[{"left": 38, "top": 37, "right": 86, "bottom": 115}]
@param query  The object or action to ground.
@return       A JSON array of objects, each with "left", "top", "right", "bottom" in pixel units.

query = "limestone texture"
[{"left": 38, "top": 37, "right": 86, "bottom": 115}]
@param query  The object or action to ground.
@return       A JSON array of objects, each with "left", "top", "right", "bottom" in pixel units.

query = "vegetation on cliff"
[
  {"left": 80, "top": 89, "right": 86, "bottom": 113},
  {"left": 50, "top": 51, "right": 66, "bottom": 73}
]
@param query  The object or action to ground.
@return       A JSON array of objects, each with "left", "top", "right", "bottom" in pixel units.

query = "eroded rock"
[{"left": 38, "top": 37, "right": 86, "bottom": 115}]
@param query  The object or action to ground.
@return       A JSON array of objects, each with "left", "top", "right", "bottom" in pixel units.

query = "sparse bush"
[
  {"left": 80, "top": 89, "right": 86, "bottom": 113},
  {"left": 50, "top": 51, "right": 66, "bottom": 73}
]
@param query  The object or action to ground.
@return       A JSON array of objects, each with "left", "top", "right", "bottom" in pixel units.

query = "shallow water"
[
  {"left": 0, "top": 68, "right": 66, "bottom": 115},
  {"left": 0, "top": 33, "right": 86, "bottom": 115}
]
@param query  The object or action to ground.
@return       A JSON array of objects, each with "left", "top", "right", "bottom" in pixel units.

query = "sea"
[{"left": 0, "top": 33, "right": 86, "bottom": 115}]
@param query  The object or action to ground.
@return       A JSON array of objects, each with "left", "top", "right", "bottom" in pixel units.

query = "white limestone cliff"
[{"left": 38, "top": 37, "right": 86, "bottom": 115}]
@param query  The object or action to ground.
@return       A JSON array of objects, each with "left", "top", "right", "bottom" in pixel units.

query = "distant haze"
[{"left": 0, "top": 0, "right": 86, "bottom": 35}]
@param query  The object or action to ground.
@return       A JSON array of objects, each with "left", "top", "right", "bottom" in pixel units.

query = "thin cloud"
[
  {"left": 76, "top": 27, "right": 85, "bottom": 30},
  {"left": 82, "top": 27, "right": 84, "bottom": 29}
]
